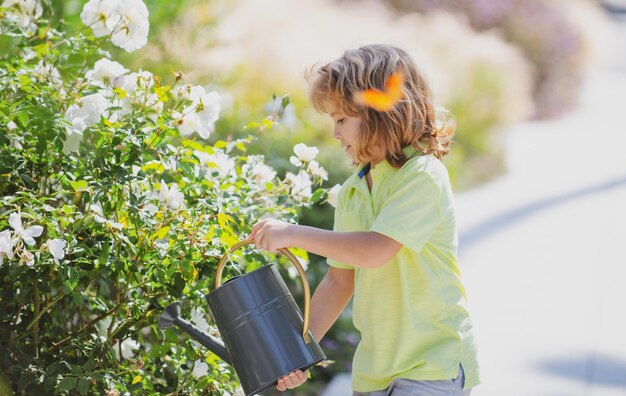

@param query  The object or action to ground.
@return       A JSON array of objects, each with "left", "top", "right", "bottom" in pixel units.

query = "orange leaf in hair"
[{"left": 354, "top": 71, "right": 405, "bottom": 112}]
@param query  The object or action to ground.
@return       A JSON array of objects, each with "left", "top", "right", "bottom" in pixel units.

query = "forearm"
[
  {"left": 289, "top": 224, "right": 395, "bottom": 269},
  {"left": 309, "top": 273, "right": 353, "bottom": 341}
]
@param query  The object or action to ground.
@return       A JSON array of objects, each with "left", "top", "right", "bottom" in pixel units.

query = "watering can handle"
[{"left": 214, "top": 239, "right": 313, "bottom": 343}]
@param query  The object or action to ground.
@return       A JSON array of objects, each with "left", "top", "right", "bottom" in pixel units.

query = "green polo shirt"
[{"left": 327, "top": 147, "right": 480, "bottom": 392}]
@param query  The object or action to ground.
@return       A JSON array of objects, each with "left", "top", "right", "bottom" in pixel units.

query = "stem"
[
  {"left": 33, "top": 283, "right": 39, "bottom": 358},
  {"left": 24, "top": 292, "right": 64, "bottom": 332},
  {"left": 49, "top": 299, "right": 125, "bottom": 351}
]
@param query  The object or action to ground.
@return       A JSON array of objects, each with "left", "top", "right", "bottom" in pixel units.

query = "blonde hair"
[{"left": 306, "top": 44, "right": 454, "bottom": 167}]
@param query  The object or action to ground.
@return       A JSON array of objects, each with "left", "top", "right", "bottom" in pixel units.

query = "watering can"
[{"left": 158, "top": 240, "right": 326, "bottom": 396}]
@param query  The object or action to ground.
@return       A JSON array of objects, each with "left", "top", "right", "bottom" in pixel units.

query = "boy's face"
[{"left": 326, "top": 102, "right": 362, "bottom": 163}]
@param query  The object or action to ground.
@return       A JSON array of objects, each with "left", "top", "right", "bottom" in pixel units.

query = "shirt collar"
[{"left": 357, "top": 145, "right": 422, "bottom": 179}]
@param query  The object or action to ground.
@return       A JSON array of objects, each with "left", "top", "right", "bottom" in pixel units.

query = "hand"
[
  {"left": 276, "top": 370, "right": 308, "bottom": 392},
  {"left": 247, "top": 218, "right": 294, "bottom": 253}
]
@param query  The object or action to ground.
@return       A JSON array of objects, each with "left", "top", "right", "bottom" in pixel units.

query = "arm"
[
  {"left": 276, "top": 266, "right": 354, "bottom": 391},
  {"left": 309, "top": 266, "right": 355, "bottom": 340},
  {"left": 249, "top": 219, "right": 402, "bottom": 269}
]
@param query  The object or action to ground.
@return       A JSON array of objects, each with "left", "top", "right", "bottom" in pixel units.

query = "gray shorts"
[{"left": 353, "top": 364, "right": 471, "bottom": 396}]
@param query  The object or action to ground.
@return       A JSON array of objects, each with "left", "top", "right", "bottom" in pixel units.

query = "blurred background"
[{"left": 48, "top": 0, "right": 626, "bottom": 394}]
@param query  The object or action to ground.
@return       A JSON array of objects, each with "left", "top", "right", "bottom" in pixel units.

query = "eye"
[{"left": 336, "top": 118, "right": 345, "bottom": 125}]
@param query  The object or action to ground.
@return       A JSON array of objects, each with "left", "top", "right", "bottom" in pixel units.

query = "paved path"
[
  {"left": 457, "top": 15, "right": 626, "bottom": 396},
  {"left": 321, "top": 12, "right": 626, "bottom": 396}
]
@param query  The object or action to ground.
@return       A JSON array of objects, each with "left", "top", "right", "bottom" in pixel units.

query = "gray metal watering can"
[{"left": 158, "top": 240, "right": 326, "bottom": 396}]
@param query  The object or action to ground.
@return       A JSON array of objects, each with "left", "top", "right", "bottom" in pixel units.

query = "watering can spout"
[{"left": 158, "top": 302, "right": 232, "bottom": 366}]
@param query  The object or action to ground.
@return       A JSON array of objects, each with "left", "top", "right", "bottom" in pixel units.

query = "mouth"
[{"left": 344, "top": 145, "right": 351, "bottom": 152}]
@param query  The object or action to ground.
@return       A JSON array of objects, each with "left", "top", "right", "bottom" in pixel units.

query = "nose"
[{"left": 332, "top": 124, "right": 341, "bottom": 140}]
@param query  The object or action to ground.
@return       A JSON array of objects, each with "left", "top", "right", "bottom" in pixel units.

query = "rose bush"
[{"left": 0, "top": 1, "right": 333, "bottom": 394}]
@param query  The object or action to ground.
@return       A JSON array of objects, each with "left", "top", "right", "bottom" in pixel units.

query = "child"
[{"left": 248, "top": 44, "right": 479, "bottom": 395}]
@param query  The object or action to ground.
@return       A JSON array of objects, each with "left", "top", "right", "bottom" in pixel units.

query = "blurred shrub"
[{"left": 387, "top": 0, "right": 609, "bottom": 118}]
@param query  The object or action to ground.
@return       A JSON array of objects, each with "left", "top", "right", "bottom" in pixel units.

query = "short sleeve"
[
  {"left": 327, "top": 185, "right": 354, "bottom": 270},
  {"left": 370, "top": 170, "right": 441, "bottom": 255}
]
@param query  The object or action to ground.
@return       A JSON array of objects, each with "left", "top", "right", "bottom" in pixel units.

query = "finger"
[
  {"left": 256, "top": 231, "right": 267, "bottom": 251},
  {"left": 247, "top": 221, "right": 264, "bottom": 240},
  {"left": 288, "top": 371, "right": 302, "bottom": 387},
  {"left": 276, "top": 378, "right": 287, "bottom": 392},
  {"left": 295, "top": 370, "right": 308, "bottom": 383},
  {"left": 282, "top": 373, "right": 296, "bottom": 389}
]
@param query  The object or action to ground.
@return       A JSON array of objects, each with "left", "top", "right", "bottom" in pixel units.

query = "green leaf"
[
  {"left": 217, "top": 213, "right": 233, "bottom": 229},
  {"left": 57, "top": 377, "right": 78, "bottom": 392},
  {"left": 311, "top": 188, "right": 325, "bottom": 203},
  {"left": 151, "top": 226, "right": 170, "bottom": 241},
  {"left": 214, "top": 140, "right": 227, "bottom": 149},
  {"left": 66, "top": 266, "right": 79, "bottom": 291},
  {"left": 77, "top": 378, "right": 89, "bottom": 394},
  {"left": 70, "top": 180, "right": 89, "bottom": 191},
  {"left": 18, "top": 75, "right": 32, "bottom": 87}
]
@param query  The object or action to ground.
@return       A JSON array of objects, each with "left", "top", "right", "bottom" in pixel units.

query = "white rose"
[
  {"left": 113, "top": 337, "right": 139, "bottom": 360},
  {"left": 173, "top": 110, "right": 211, "bottom": 139},
  {"left": 0, "top": 230, "right": 15, "bottom": 266},
  {"left": 158, "top": 180, "right": 185, "bottom": 210},
  {"left": 2, "top": 0, "right": 43, "bottom": 32},
  {"left": 34, "top": 60, "right": 61, "bottom": 83},
  {"left": 190, "top": 308, "right": 210, "bottom": 333},
  {"left": 106, "top": 0, "right": 149, "bottom": 52},
  {"left": 9, "top": 213, "right": 43, "bottom": 246},
  {"left": 192, "top": 359, "right": 209, "bottom": 378},
  {"left": 250, "top": 163, "right": 276, "bottom": 188},
  {"left": 327, "top": 184, "right": 341, "bottom": 208},
  {"left": 80, "top": 0, "right": 119, "bottom": 37},
  {"left": 308, "top": 160, "right": 328, "bottom": 181},
  {"left": 46, "top": 238, "right": 67, "bottom": 264},
  {"left": 121, "top": 70, "right": 153, "bottom": 95},
  {"left": 286, "top": 171, "right": 312, "bottom": 201},
  {"left": 85, "top": 58, "right": 128, "bottom": 88},
  {"left": 293, "top": 143, "right": 319, "bottom": 162},
  {"left": 64, "top": 93, "right": 108, "bottom": 134}
]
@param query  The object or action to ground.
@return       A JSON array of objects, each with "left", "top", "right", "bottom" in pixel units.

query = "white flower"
[
  {"left": 107, "top": 0, "right": 150, "bottom": 52},
  {"left": 264, "top": 97, "right": 297, "bottom": 130},
  {"left": 64, "top": 93, "right": 108, "bottom": 134},
  {"left": 46, "top": 238, "right": 66, "bottom": 264},
  {"left": 105, "top": 94, "right": 132, "bottom": 123},
  {"left": 154, "top": 239, "right": 168, "bottom": 258},
  {"left": 285, "top": 171, "right": 312, "bottom": 201},
  {"left": 113, "top": 337, "right": 140, "bottom": 360},
  {"left": 85, "top": 58, "right": 128, "bottom": 88},
  {"left": 250, "top": 163, "right": 276, "bottom": 187},
  {"left": 174, "top": 86, "right": 221, "bottom": 139},
  {"left": 20, "top": 250, "right": 34, "bottom": 267},
  {"left": 81, "top": 0, "right": 150, "bottom": 52},
  {"left": 192, "top": 359, "right": 209, "bottom": 378},
  {"left": 327, "top": 184, "right": 341, "bottom": 208},
  {"left": 80, "top": 0, "right": 118, "bottom": 37},
  {"left": 7, "top": 120, "right": 17, "bottom": 130},
  {"left": 307, "top": 160, "right": 328, "bottom": 181},
  {"left": 88, "top": 203, "right": 107, "bottom": 223},
  {"left": 190, "top": 308, "right": 209, "bottom": 333},
  {"left": 293, "top": 143, "right": 319, "bottom": 163},
  {"left": 0, "top": 230, "right": 15, "bottom": 265},
  {"left": 173, "top": 111, "right": 211, "bottom": 139},
  {"left": 2, "top": 0, "right": 43, "bottom": 32},
  {"left": 159, "top": 180, "right": 184, "bottom": 210},
  {"left": 195, "top": 150, "right": 235, "bottom": 179},
  {"left": 34, "top": 60, "right": 62, "bottom": 83},
  {"left": 121, "top": 70, "right": 154, "bottom": 95},
  {"left": 9, "top": 213, "right": 43, "bottom": 246}
]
